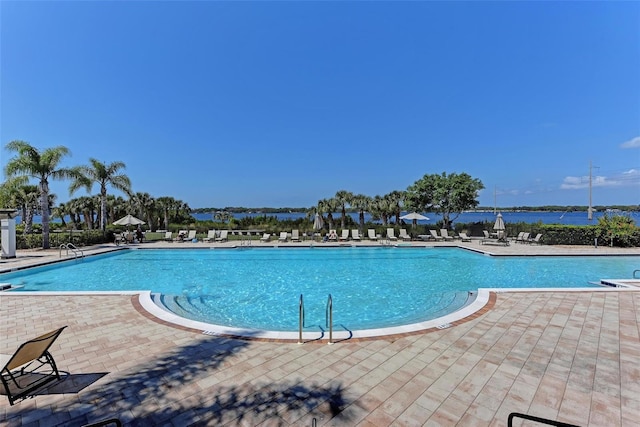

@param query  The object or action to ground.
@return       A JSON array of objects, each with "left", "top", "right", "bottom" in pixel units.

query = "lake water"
[
  {"left": 19, "top": 210, "right": 637, "bottom": 227},
  {"left": 196, "top": 210, "right": 634, "bottom": 226}
]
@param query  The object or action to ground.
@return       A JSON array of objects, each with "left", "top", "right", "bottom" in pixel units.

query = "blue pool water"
[{"left": 1, "top": 248, "right": 633, "bottom": 332}]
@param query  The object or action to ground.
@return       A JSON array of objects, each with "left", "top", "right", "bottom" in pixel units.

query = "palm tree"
[
  {"left": 2, "top": 182, "right": 39, "bottom": 234},
  {"left": 70, "top": 159, "right": 131, "bottom": 231},
  {"left": 318, "top": 198, "right": 339, "bottom": 230},
  {"left": 4, "top": 141, "right": 75, "bottom": 249},
  {"left": 131, "top": 192, "right": 155, "bottom": 230},
  {"left": 385, "top": 190, "right": 405, "bottom": 224},
  {"left": 334, "top": 190, "right": 354, "bottom": 230},
  {"left": 351, "top": 194, "right": 371, "bottom": 232},
  {"left": 51, "top": 202, "right": 69, "bottom": 228}
]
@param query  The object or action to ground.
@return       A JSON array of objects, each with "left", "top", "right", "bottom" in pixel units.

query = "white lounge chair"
[
  {"left": 203, "top": 230, "right": 217, "bottom": 242},
  {"left": 327, "top": 229, "right": 338, "bottom": 241},
  {"left": 386, "top": 228, "right": 398, "bottom": 241},
  {"left": 429, "top": 229, "right": 443, "bottom": 241},
  {"left": 529, "top": 233, "right": 542, "bottom": 244},
  {"left": 174, "top": 230, "right": 188, "bottom": 242},
  {"left": 260, "top": 233, "right": 271, "bottom": 242},
  {"left": 367, "top": 229, "right": 378, "bottom": 240},
  {"left": 398, "top": 229, "right": 411, "bottom": 241},
  {"left": 291, "top": 230, "right": 301, "bottom": 242},
  {"left": 215, "top": 230, "right": 228, "bottom": 242},
  {"left": 184, "top": 230, "right": 197, "bottom": 242},
  {"left": 514, "top": 231, "right": 525, "bottom": 244},
  {"left": 278, "top": 232, "right": 288, "bottom": 242},
  {"left": 164, "top": 231, "right": 173, "bottom": 242},
  {"left": 339, "top": 230, "right": 349, "bottom": 241},
  {"left": 351, "top": 229, "right": 361, "bottom": 241},
  {"left": 440, "top": 229, "right": 454, "bottom": 241},
  {"left": 458, "top": 232, "right": 472, "bottom": 242}
]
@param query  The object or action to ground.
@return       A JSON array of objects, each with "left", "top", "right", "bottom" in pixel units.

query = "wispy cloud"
[
  {"left": 620, "top": 136, "right": 640, "bottom": 149},
  {"left": 560, "top": 169, "right": 640, "bottom": 190}
]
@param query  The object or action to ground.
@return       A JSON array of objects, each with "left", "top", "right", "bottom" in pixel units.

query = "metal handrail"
[
  {"left": 298, "top": 294, "right": 304, "bottom": 344},
  {"left": 59, "top": 243, "right": 84, "bottom": 259},
  {"left": 326, "top": 294, "right": 333, "bottom": 345}
]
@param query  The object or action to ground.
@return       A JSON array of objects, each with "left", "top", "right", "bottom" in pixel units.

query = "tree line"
[{"left": 1, "top": 141, "right": 487, "bottom": 249}]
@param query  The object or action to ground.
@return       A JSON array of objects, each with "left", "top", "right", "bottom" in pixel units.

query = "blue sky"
[{"left": 2, "top": 1, "right": 639, "bottom": 209}]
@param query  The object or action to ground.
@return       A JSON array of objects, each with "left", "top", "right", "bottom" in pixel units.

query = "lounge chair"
[
  {"left": 327, "top": 229, "right": 338, "bottom": 241},
  {"left": 164, "top": 231, "right": 173, "bottom": 242},
  {"left": 291, "top": 230, "right": 301, "bottom": 242},
  {"left": 203, "top": 230, "right": 217, "bottom": 242},
  {"left": 514, "top": 231, "right": 525, "bottom": 244},
  {"left": 173, "top": 229, "right": 188, "bottom": 242},
  {"left": 1, "top": 326, "right": 67, "bottom": 405},
  {"left": 367, "top": 229, "right": 378, "bottom": 240},
  {"left": 278, "top": 232, "right": 288, "bottom": 242},
  {"left": 483, "top": 230, "right": 490, "bottom": 239},
  {"left": 184, "top": 230, "right": 197, "bottom": 242},
  {"left": 215, "top": 230, "right": 228, "bottom": 242},
  {"left": 339, "top": 230, "right": 350, "bottom": 241},
  {"left": 386, "top": 228, "right": 398, "bottom": 241},
  {"left": 398, "top": 228, "right": 411, "bottom": 241},
  {"left": 482, "top": 231, "right": 510, "bottom": 246},
  {"left": 351, "top": 229, "right": 361, "bottom": 241},
  {"left": 114, "top": 233, "right": 124, "bottom": 246},
  {"left": 458, "top": 232, "right": 472, "bottom": 242},
  {"left": 440, "top": 229, "right": 454, "bottom": 241},
  {"left": 429, "top": 229, "right": 443, "bottom": 241},
  {"left": 529, "top": 233, "right": 542, "bottom": 244},
  {"left": 260, "top": 233, "right": 271, "bottom": 242}
]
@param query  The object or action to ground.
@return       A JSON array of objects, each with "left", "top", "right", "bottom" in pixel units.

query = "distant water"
[
  {"left": 195, "top": 210, "right": 636, "bottom": 226},
  {"left": 19, "top": 210, "right": 637, "bottom": 227}
]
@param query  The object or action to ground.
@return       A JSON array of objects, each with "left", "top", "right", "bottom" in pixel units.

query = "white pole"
[{"left": 588, "top": 161, "right": 593, "bottom": 221}]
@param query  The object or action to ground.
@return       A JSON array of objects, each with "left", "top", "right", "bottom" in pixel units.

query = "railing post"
[
  {"left": 298, "top": 294, "right": 304, "bottom": 344},
  {"left": 326, "top": 294, "right": 333, "bottom": 345}
]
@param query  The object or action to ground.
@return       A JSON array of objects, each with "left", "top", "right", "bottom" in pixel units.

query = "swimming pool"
[{"left": 2, "top": 247, "right": 632, "bottom": 333}]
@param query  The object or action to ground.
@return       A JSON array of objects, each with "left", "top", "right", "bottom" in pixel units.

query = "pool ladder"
[
  {"left": 59, "top": 243, "right": 84, "bottom": 259},
  {"left": 239, "top": 233, "right": 252, "bottom": 247},
  {"left": 298, "top": 294, "right": 333, "bottom": 345}
]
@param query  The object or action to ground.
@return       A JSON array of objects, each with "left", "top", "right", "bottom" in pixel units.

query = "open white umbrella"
[
  {"left": 400, "top": 212, "right": 430, "bottom": 227},
  {"left": 113, "top": 214, "right": 145, "bottom": 227}
]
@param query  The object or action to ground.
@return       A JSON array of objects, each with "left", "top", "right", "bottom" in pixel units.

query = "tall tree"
[
  {"left": 384, "top": 190, "right": 405, "bottom": 225},
  {"left": 318, "top": 198, "right": 339, "bottom": 230},
  {"left": 406, "top": 172, "right": 484, "bottom": 229},
  {"left": 351, "top": 194, "right": 371, "bottom": 232},
  {"left": 131, "top": 192, "right": 155, "bottom": 230},
  {"left": 70, "top": 159, "right": 131, "bottom": 231},
  {"left": 334, "top": 190, "right": 354, "bottom": 230},
  {"left": 4, "top": 141, "right": 75, "bottom": 249}
]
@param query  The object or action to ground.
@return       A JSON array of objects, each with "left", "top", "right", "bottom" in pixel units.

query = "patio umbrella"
[
  {"left": 400, "top": 212, "right": 430, "bottom": 227},
  {"left": 113, "top": 214, "right": 145, "bottom": 228},
  {"left": 493, "top": 212, "right": 506, "bottom": 238},
  {"left": 313, "top": 213, "right": 324, "bottom": 230}
]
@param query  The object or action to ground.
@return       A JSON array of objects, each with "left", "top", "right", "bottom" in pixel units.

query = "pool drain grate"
[{"left": 437, "top": 323, "right": 452, "bottom": 329}]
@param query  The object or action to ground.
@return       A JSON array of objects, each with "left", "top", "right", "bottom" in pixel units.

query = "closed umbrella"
[
  {"left": 313, "top": 213, "right": 324, "bottom": 230},
  {"left": 493, "top": 212, "right": 506, "bottom": 239}
]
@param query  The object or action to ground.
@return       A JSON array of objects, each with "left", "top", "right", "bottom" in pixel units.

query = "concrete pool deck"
[{"left": 1, "top": 241, "right": 639, "bottom": 425}]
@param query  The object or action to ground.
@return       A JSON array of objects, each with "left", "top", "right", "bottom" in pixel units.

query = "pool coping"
[
  {"left": 5, "top": 286, "right": 639, "bottom": 343},
  {"left": 2, "top": 244, "right": 640, "bottom": 342}
]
